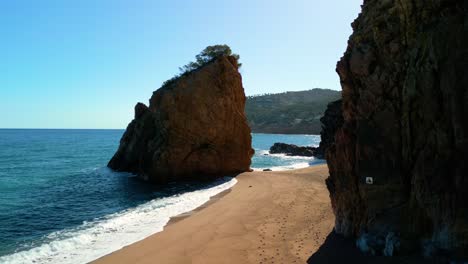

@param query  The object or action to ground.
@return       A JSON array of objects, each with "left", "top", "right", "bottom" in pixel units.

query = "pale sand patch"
[{"left": 92, "top": 164, "right": 334, "bottom": 264}]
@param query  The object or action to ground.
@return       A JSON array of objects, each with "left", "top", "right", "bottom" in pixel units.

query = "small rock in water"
[
  {"left": 269, "top": 142, "right": 317, "bottom": 157},
  {"left": 263, "top": 169, "right": 272, "bottom": 172}
]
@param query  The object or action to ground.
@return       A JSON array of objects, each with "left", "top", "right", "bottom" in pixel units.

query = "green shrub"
[{"left": 162, "top": 44, "right": 241, "bottom": 89}]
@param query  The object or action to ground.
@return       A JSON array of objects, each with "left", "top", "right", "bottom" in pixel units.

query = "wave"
[
  {"left": 252, "top": 162, "right": 311, "bottom": 171},
  {"left": 256, "top": 149, "right": 269, "bottom": 155},
  {"left": 265, "top": 153, "right": 315, "bottom": 160},
  {"left": 0, "top": 177, "right": 237, "bottom": 264},
  {"left": 255, "top": 149, "right": 315, "bottom": 160}
]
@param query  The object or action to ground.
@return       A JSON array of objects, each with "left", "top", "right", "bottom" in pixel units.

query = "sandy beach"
[
  {"left": 92, "top": 164, "right": 431, "bottom": 264},
  {"left": 92, "top": 165, "right": 335, "bottom": 264}
]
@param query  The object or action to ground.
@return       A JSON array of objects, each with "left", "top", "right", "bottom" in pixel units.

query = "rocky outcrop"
[
  {"left": 267, "top": 106, "right": 345, "bottom": 157},
  {"left": 317, "top": 100, "right": 343, "bottom": 159},
  {"left": 108, "top": 56, "right": 254, "bottom": 183},
  {"left": 269, "top": 143, "right": 317, "bottom": 157},
  {"left": 326, "top": 0, "right": 468, "bottom": 259}
]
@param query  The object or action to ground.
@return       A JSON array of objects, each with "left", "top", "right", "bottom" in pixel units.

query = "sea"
[{"left": 0, "top": 129, "right": 322, "bottom": 264}]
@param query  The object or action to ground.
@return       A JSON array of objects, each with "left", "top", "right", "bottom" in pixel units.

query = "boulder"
[
  {"left": 326, "top": 0, "right": 468, "bottom": 259},
  {"left": 108, "top": 56, "right": 254, "bottom": 183},
  {"left": 269, "top": 143, "right": 317, "bottom": 157}
]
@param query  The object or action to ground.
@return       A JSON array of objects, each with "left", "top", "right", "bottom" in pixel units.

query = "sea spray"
[{"left": 0, "top": 177, "right": 237, "bottom": 264}]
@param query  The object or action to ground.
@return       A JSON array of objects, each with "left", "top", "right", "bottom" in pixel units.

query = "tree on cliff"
[
  {"left": 179, "top": 44, "right": 241, "bottom": 73},
  {"left": 163, "top": 44, "right": 241, "bottom": 88}
]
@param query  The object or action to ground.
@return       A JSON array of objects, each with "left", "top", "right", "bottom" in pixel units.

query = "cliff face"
[
  {"left": 326, "top": 0, "right": 468, "bottom": 258},
  {"left": 109, "top": 56, "right": 254, "bottom": 183}
]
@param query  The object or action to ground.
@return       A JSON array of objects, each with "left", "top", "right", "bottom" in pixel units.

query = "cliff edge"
[{"left": 326, "top": 0, "right": 468, "bottom": 259}]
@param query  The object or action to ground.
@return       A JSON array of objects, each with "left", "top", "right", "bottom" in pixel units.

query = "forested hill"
[{"left": 245, "top": 89, "right": 341, "bottom": 135}]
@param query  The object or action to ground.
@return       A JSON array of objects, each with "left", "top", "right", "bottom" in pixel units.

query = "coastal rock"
[
  {"left": 326, "top": 0, "right": 468, "bottom": 259},
  {"left": 316, "top": 100, "right": 343, "bottom": 159},
  {"left": 108, "top": 56, "right": 254, "bottom": 183},
  {"left": 267, "top": 100, "right": 343, "bottom": 159},
  {"left": 269, "top": 142, "right": 317, "bottom": 157}
]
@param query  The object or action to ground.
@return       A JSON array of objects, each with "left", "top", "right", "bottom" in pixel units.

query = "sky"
[{"left": 0, "top": 0, "right": 362, "bottom": 129}]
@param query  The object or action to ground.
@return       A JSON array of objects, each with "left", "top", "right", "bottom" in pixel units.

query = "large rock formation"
[
  {"left": 326, "top": 0, "right": 468, "bottom": 259},
  {"left": 109, "top": 56, "right": 254, "bottom": 183}
]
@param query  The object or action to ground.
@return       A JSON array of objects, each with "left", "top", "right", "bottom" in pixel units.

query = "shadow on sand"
[{"left": 307, "top": 231, "right": 435, "bottom": 264}]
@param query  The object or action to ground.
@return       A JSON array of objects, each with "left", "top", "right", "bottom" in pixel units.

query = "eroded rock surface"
[
  {"left": 109, "top": 56, "right": 254, "bottom": 183},
  {"left": 326, "top": 0, "right": 468, "bottom": 259}
]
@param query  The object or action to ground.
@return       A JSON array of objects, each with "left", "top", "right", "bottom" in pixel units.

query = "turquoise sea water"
[{"left": 0, "top": 129, "right": 322, "bottom": 263}]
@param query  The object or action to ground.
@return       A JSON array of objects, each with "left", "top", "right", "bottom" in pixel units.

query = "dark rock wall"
[
  {"left": 109, "top": 56, "right": 254, "bottom": 183},
  {"left": 326, "top": 0, "right": 468, "bottom": 258},
  {"left": 318, "top": 100, "right": 343, "bottom": 159}
]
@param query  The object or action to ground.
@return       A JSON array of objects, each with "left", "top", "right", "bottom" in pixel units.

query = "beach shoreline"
[
  {"left": 92, "top": 164, "right": 335, "bottom": 264},
  {"left": 166, "top": 189, "right": 232, "bottom": 226}
]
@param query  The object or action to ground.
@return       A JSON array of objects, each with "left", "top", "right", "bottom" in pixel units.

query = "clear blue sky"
[{"left": 0, "top": 0, "right": 362, "bottom": 129}]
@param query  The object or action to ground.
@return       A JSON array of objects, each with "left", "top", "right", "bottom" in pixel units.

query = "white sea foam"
[
  {"left": 0, "top": 177, "right": 237, "bottom": 264},
  {"left": 252, "top": 162, "right": 311, "bottom": 171},
  {"left": 253, "top": 148, "right": 318, "bottom": 171},
  {"left": 256, "top": 149, "right": 270, "bottom": 155},
  {"left": 266, "top": 153, "right": 315, "bottom": 160},
  {"left": 255, "top": 148, "right": 316, "bottom": 160}
]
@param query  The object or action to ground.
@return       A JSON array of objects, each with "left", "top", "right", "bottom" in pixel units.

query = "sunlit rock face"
[
  {"left": 325, "top": 0, "right": 468, "bottom": 259},
  {"left": 109, "top": 56, "right": 254, "bottom": 183}
]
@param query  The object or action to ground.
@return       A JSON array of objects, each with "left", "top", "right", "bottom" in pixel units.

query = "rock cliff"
[
  {"left": 326, "top": 0, "right": 468, "bottom": 259},
  {"left": 108, "top": 56, "right": 254, "bottom": 183}
]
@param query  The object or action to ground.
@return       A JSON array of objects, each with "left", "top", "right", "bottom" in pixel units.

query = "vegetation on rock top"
[{"left": 162, "top": 44, "right": 241, "bottom": 89}]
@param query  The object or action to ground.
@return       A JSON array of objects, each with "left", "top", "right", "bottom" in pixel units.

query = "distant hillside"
[{"left": 245, "top": 89, "right": 341, "bottom": 135}]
